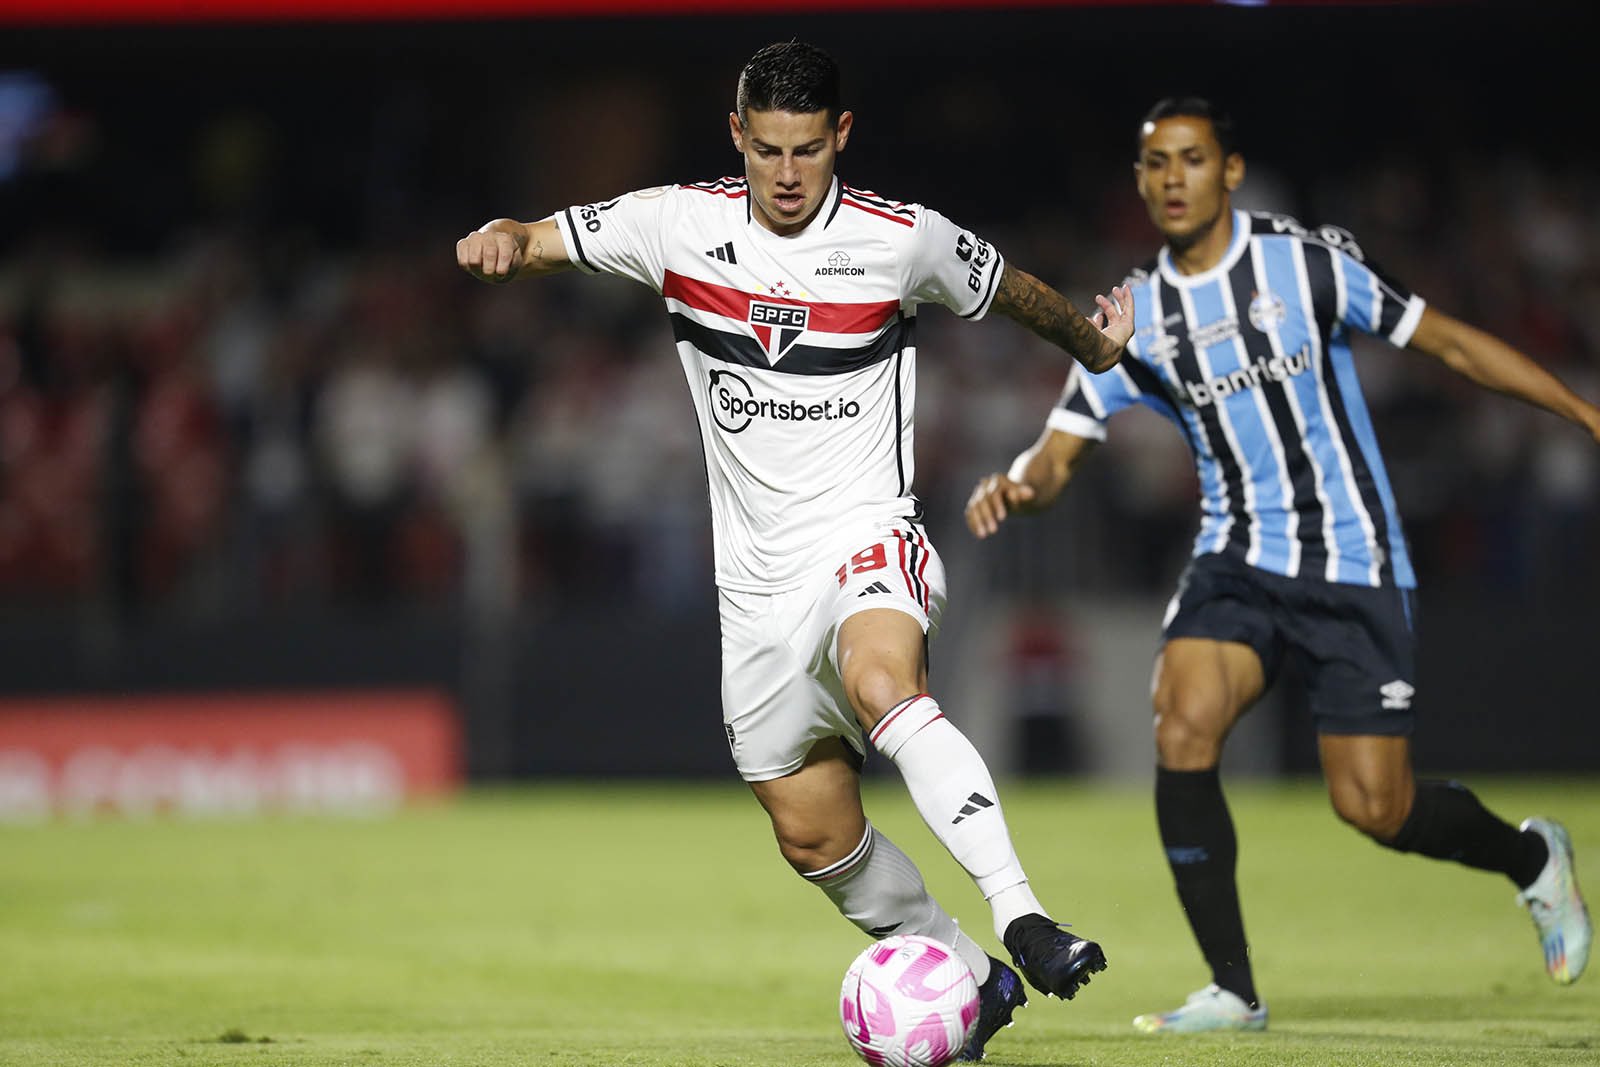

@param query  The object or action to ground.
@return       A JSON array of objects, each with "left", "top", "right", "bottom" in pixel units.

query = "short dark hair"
[
  {"left": 1139, "top": 96, "right": 1239, "bottom": 159},
  {"left": 736, "top": 41, "right": 842, "bottom": 125}
]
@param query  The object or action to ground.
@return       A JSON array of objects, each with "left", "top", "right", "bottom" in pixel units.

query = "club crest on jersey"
[
  {"left": 1248, "top": 290, "right": 1288, "bottom": 333},
  {"left": 748, "top": 301, "right": 810, "bottom": 361}
]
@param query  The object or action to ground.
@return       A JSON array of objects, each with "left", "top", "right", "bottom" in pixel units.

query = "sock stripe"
[
  {"left": 801, "top": 823, "right": 876, "bottom": 883},
  {"left": 869, "top": 694, "right": 937, "bottom": 747}
]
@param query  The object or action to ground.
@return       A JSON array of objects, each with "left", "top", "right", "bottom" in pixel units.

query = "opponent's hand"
[
  {"left": 965, "top": 473, "right": 1036, "bottom": 539},
  {"left": 456, "top": 227, "right": 525, "bottom": 283},
  {"left": 1091, "top": 283, "right": 1135, "bottom": 350}
]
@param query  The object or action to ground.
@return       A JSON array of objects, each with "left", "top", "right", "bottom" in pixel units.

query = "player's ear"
[
  {"left": 1224, "top": 153, "right": 1245, "bottom": 192},
  {"left": 834, "top": 110, "right": 853, "bottom": 152},
  {"left": 729, "top": 112, "right": 745, "bottom": 153}
]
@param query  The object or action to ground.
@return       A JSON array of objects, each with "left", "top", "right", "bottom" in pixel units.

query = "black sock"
[
  {"left": 1384, "top": 779, "right": 1549, "bottom": 889},
  {"left": 1156, "top": 766, "right": 1257, "bottom": 1008}
]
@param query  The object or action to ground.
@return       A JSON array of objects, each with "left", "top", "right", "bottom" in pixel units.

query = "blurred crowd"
[{"left": 2, "top": 67, "right": 1597, "bottom": 623}]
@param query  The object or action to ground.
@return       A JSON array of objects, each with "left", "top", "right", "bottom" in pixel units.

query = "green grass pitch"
[{"left": 2, "top": 777, "right": 1596, "bottom": 1066}]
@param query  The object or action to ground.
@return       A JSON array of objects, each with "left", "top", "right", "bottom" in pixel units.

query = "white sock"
[
  {"left": 803, "top": 822, "right": 992, "bottom": 984},
  {"left": 871, "top": 694, "right": 1048, "bottom": 943}
]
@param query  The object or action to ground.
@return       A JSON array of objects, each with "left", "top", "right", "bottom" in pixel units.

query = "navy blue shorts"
[{"left": 1161, "top": 553, "right": 1418, "bottom": 736}]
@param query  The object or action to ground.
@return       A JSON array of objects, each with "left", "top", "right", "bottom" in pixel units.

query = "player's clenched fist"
[
  {"left": 457, "top": 225, "right": 525, "bottom": 283},
  {"left": 965, "top": 473, "right": 1036, "bottom": 539},
  {"left": 457, "top": 217, "right": 570, "bottom": 282}
]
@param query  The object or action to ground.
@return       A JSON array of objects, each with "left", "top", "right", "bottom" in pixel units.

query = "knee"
[
  {"left": 1152, "top": 686, "right": 1226, "bottom": 769},
  {"left": 1328, "top": 780, "right": 1411, "bottom": 842},
  {"left": 771, "top": 816, "right": 857, "bottom": 875},
  {"left": 773, "top": 827, "right": 832, "bottom": 873},
  {"left": 843, "top": 663, "right": 915, "bottom": 728}
]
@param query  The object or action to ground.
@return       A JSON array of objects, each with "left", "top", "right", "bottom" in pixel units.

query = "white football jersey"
[{"left": 553, "top": 176, "right": 1005, "bottom": 592}]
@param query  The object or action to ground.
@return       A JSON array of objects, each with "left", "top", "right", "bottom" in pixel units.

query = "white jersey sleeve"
[
  {"left": 900, "top": 206, "right": 1006, "bottom": 321},
  {"left": 553, "top": 186, "right": 676, "bottom": 292}
]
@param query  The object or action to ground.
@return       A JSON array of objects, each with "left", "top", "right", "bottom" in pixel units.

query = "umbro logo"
[
  {"left": 857, "top": 581, "right": 892, "bottom": 597},
  {"left": 705, "top": 241, "right": 737, "bottom": 264},
  {"left": 1147, "top": 334, "right": 1180, "bottom": 365},
  {"left": 1380, "top": 680, "right": 1414, "bottom": 710},
  {"left": 951, "top": 792, "right": 994, "bottom": 825}
]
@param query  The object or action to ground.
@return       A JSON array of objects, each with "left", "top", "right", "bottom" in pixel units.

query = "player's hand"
[
  {"left": 456, "top": 227, "right": 525, "bottom": 283},
  {"left": 965, "top": 472, "right": 1036, "bottom": 539},
  {"left": 1091, "top": 283, "right": 1135, "bottom": 350}
]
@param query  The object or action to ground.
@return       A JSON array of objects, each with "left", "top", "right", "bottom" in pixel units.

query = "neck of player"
[{"left": 1168, "top": 208, "right": 1235, "bottom": 275}]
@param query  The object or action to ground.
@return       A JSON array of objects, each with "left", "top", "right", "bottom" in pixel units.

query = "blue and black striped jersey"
[{"left": 1050, "top": 209, "right": 1425, "bottom": 588}]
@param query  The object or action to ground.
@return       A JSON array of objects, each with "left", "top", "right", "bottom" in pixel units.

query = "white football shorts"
[{"left": 720, "top": 522, "right": 947, "bottom": 782}]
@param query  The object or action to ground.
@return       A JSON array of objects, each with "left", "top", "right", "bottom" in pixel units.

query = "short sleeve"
[
  {"left": 1045, "top": 363, "right": 1147, "bottom": 442},
  {"left": 553, "top": 185, "right": 675, "bottom": 292},
  {"left": 902, "top": 207, "right": 1006, "bottom": 320},
  {"left": 1329, "top": 244, "right": 1426, "bottom": 348}
]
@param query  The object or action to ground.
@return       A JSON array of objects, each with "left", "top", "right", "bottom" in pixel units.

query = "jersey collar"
[
  {"left": 746, "top": 177, "right": 843, "bottom": 237},
  {"left": 1157, "top": 209, "right": 1250, "bottom": 289}
]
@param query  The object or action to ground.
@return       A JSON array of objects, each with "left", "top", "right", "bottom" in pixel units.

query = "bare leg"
[
  {"left": 839, "top": 607, "right": 1106, "bottom": 999},
  {"left": 748, "top": 736, "right": 991, "bottom": 979}
]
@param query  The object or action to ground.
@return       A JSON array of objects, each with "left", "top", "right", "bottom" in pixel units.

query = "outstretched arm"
[
  {"left": 965, "top": 428, "right": 1098, "bottom": 539},
  {"left": 1406, "top": 306, "right": 1600, "bottom": 443},
  {"left": 991, "top": 264, "right": 1133, "bottom": 373},
  {"left": 456, "top": 217, "right": 574, "bottom": 283}
]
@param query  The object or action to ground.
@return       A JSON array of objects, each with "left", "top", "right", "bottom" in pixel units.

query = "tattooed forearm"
[
  {"left": 993, "top": 265, "right": 1121, "bottom": 372},
  {"left": 529, "top": 238, "right": 546, "bottom": 265}
]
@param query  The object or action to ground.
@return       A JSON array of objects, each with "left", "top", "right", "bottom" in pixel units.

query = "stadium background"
[{"left": 0, "top": 1, "right": 1595, "bottom": 800}]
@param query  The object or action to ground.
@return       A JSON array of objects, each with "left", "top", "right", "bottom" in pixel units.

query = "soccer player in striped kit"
[
  {"left": 967, "top": 97, "right": 1599, "bottom": 1033},
  {"left": 458, "top": 42, "right": 1132, "bottom": 1059}
]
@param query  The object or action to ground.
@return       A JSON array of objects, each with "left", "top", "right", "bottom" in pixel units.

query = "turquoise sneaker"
[
  {"left": 1132, "top": 984, "right": 1267, "bottom": 1034},
  {"left": 1518, "top": 817, "right": 1591, "bottom": 984}
]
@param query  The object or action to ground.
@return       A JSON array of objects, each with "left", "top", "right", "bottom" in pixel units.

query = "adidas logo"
[
  {"left": 857, "top": 581, "right": 892, "bottom": 597},
  {"left": 705, "top": 241, "right": 737, "bottom": 264},
  {"left": 1380, "top": 680, "right": 1414, "bottom": 710},
  {"left": 951, "top": 792, "right": 994, "bottom": 825}
]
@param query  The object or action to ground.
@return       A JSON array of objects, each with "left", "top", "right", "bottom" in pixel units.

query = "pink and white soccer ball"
[{"left": 839, "top": 934, "right": 981, "bottom": 1067}]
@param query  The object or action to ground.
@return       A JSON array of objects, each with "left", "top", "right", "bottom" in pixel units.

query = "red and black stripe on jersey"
[
  {"left": 664, "top": 270, "right": 910, "bottom": 375},
  {"left": 894, "top": 524, "right": 933, "bottom": 612},
  {"left": 681, "top": 177, "right": 749, "bottom": 199},
  {"left": 840, "top": 183, "right": 917, "bottom": 228}
]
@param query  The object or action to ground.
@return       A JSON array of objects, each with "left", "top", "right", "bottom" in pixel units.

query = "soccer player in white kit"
[{"left": 457, "top": 42, "right": 1133, "bottom": 1059}]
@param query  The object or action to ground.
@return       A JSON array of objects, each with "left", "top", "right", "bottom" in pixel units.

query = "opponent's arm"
[
  {"left": 965, "top": 428, "right": 1098, "bottom": 539},
  {"left": 456, "top": 217, "right": 573, "bottom": 283},
  {"left": 991, "top": 264, "right": 1133, "bottom": 373},
  {"left": 1406, "top": 306, "right": 1600, "bottom": 443}
]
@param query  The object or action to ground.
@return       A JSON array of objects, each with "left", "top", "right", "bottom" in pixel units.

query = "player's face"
[
  {"left": 1135, "top": 115, "right": 1244, "bottom": 248},
  {"left": 730, "top": 107, "right": 853, "bottom": 236}
]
